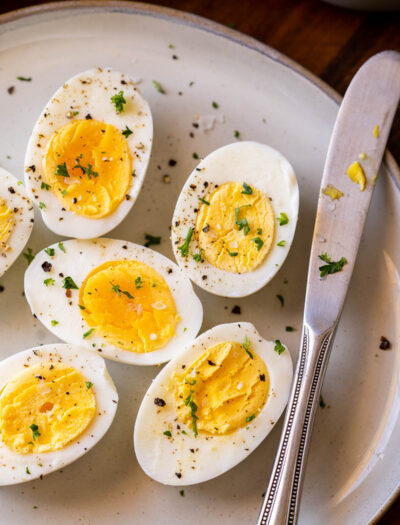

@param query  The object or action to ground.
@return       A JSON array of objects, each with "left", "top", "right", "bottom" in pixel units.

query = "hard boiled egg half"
[
  {"left": 171, "top": 142, "right": 299, "bottom": 297},
  {"left": 0, "top": 167, "right": 33, "bottom": 277},
  {"left": 24, "top": 238, "right": 203, "bottom": 365},
  {"left": 134, "top": 322, "right": 293, "bottom": 485},
  {"left": 24, "top": 67, "right": 152, "bottom": 238},
  {"left": 0, "top": 344, "right": 117, "bottom": 485}
]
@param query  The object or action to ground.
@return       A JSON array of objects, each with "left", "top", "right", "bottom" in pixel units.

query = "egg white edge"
[
  {"left": 171, "top": 141, "right": 299, "bottom": 297},
  {"left": 0, "top": 343, "right": 118, "bottom": 486},
  {"left": 24, "top": 238, "right": 203, "bottom": 366},
  {"left": 133, "top": 322, "right": 293, "bottom": 485},
  {"left": 0, "top": 167, "right": 34, "bottom": 278},
  {"left": 24, "top": 67, "right": 153, "bottom": 238}
]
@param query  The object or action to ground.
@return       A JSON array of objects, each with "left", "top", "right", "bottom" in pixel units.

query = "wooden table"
[{"left": 0, "top": 1, "right": 399, "bottom": 523}]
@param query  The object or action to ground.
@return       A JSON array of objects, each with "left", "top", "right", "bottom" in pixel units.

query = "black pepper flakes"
[
  {"left": 85, "top": 114, "right": 93, "bottom": 120},
  {"left": 175, "top": 472, "right": 182, "bottom": 479},
  {"left": 379, "top": 336, "right": 391, "bottom": 350},
  {"left": 154, "top": 397, "right": 166, "bottom": 407},
  {"left": 260, "top": 374, "right": 266, "bottom": 382},
  {"left": 232, "top": 305, "right": 241, "bottom": 315},
  {"left": 8, "top": 186, "right": 15, "bottom": 194},
  {"left": 41, "top": 261, "right": 52, "bottom": 272},
  {"left": 0, "top": 285, "right": 4, "bottom": 293},
  {"left": 7, "top": 86, "right": 15, "bottom": 95},
  {"left": 207, "top": 360, "right": 216, "bottom": 366},
  {"left": 168, "top": 159, "right": 177, "bottom": 167}
]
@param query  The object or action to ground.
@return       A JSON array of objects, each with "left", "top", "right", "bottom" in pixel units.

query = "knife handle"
[{"left": 257, "top": 324, "right": 336, "bottom": 525}]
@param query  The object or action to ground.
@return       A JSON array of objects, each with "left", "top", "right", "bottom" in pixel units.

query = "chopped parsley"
[
  {"left": 257, "top": 228, "right": 263, "bottom": 235},
  {"left": 144, "top": 233, "right": 161, "bottom": 247},
  {"left": 285, "top": 326, "right": 294, "bottom": 332},
  {"left": 135, "top": 276, "right": 143, "bottom": 289},
  {"left": 51, "top": 320, "right": 58, "bottom": 326},
  {"left": 110, "top": 281, "right": 134, "bottom": 299},
  {"left": 252, "top": 237, "right": 264, "bottom": 251},
  {"left": 234, "top": 130, "right": 240, "bottom": 138},
  {"left": 227, "top": 251, "right": 238, "bottom": 257},
  {"left": 274, "top": 340, "right": 285, "bottom": 355},
  {"left": 246, "top": 414, "right": 256, "bottom": 423},
  {"left": 193, "top": 253, "right": 203, "bottom": 262},
  {"left": 61, "top": 189, "right": 68, "bottom": 196},
  {"left": 83, "top": 328, "right": 95, "bottom": 339},
  {"left": 193, "top": 152, "right": 199, "bottom": 159},
  {"left": 30, "top": 423, "right": 40, "bottom": 441},
  {"left": 243, "top": 336, "right": 253, "bottom": 359},
  {"left": 58, "top": 242, "right": 66, "bottom": 253},
  {"left": 111, "top": 90, "right": 126, "bottom": 112},
  {"left": 198, "top": 197, "right": 210, "bottom": 206},
  {"left": 74, "top": 156, "right": 98, "bottom": 179},
  {"left": 179, "top": 489, "right": 185, "bottom": 497},
  {"left": 41, "top": 182, "right": 51, "bottom": 190},
  {"left": 319, "top": 395, "right": 326, "bottom": 408},
  {"left": 44, "top": 278, "right": 55, "bottom": 286},
  {"left": 152, "top": 80, "right": 165, "bottom": 94},
  {"left": 23, "top": 248, "right": 35, "bottom": 265},
  {"left": 234, "top": 205, "right": 251, "bottom": 236},
  {"left": 55, "top": 162, "right": 69, "bottom": 177},
  {"left": 44, "top": 248, "right": 55, "bottom": 256},
  {"left": 62, "top": 276, "right": 78, "bottom": 289},
  {"left": 277, "top": 212, "right": 289, "bottom": 226},
  {"left": 276, "top": 294, "right": 284, "bottom": 307},
  {"left": 277, "top": 240, "right": 286, "bottom": 247},
  {"left": 163, "top": 430, "right": 172, "bottom": 437},
  {"left": 122, "top": 125, "right": 133, "bottom": 138},
  {"left": 318, "top": 253, "right": 347, "bottom": 278},
  {"left": 212, "top": 101, "right": 219, "bottom": 108},
  {"left": 26, "top": 467, "right": 31, "bottom": 475},
  {"left": 241, "top": 182, "right": 253, "bottom": 195},
  {"left": 17, "top": 76, "right": 32, "bottom": 82},
  {"left": 78, "top": 304, "right": 86, "bottom": 310},
  {"left": 184, "top": 390, "right": 198, "bottom": 437},
  {"left": 178, "top": 227, "right": 193, "bottom": 257},
  {"left": 185, "top": 377, "right": 196, "bottom": 386},
  {"left": 85, "top": 381, "right": 93, "bottom": 389},
  {"left": 39, "top": 202, "right": 46, "bottom": 209}
]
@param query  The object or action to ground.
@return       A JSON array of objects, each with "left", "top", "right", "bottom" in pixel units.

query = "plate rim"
[{"left": 0, "top": 1, "right": 398, "bottom": 523}]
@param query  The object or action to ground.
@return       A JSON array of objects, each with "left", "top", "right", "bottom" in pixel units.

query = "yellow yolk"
[
  {"left": 373, "top": 125, "right": 379, "bottom": 138},
  {"left": 43, "top": 119, "right": 132, "bottom": 218},
  {"left": 79, "top": 260, "right": 180, "bottom": 353},
  {"left": 0, "top": 199, "right": 14, "bottom": 253},
  {"left": 173, "top": 340, "right": 269, "bottom": 435},
  {"left": 195, "top": 182, "right": 275, "bottom": 273},
  {"left": 347, "top": 161, "right": 366, "bottom": 191},
  {"left": 0, "top": 363, "right": 96, "bottom": 454},
  {"left": 322, "top": 184, "right": 344, "bottom": 200}
]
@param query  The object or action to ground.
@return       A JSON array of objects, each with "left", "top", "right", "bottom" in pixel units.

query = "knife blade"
[{"left": 257, "top": 50, "right": 400, "bottom": 525}]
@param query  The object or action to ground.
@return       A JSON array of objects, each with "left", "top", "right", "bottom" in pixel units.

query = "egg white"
[
  {"left": 0, "top": 167, "right": 34, "bottom": 277},
  {"left": 24, "top": 238, "right": 203, "bottom": 366},
  {"left": 24, "top": 67, "right": 153, "bottom": 238},
  {"left": 171, "top": 142, "right": 299, "bottom": 297},
  {"left": 0, "top": 344, "right": 118, "bottom": 486},
  {"left": 134, "top": 322, "right": 293, "bottom": 485}
]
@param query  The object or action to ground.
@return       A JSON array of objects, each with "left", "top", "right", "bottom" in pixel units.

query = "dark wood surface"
[{"left": 0, "top": 1, "right": 399, "bottom": 523}]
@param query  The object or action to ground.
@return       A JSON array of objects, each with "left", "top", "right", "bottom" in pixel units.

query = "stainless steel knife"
[{"left": 257, "top": 50, "right": 400, "bottom": 525}]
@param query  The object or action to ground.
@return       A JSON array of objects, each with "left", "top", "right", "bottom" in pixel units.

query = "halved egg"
[
  {"left": 134, "top": 322, "right": 293, "bottom": 485},
  {"left": 24, "top": 67, "right": 152, "bottom": 238},
  {"left": 0, "top": 167, "right": 33, "bottom": 277},
  {"left": 171, "top": 142, "right": 299, "bottom": 297},
  {"left": 24, "top": 238, "right": 203, "bottom": 365},
  {"left": 0, "top": 343, "right": 118, "bottom": 485}
]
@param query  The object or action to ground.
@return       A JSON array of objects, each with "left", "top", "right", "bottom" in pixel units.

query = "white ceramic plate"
[{"left": 0, "top": 3, "right": 399, "bottom": 524}]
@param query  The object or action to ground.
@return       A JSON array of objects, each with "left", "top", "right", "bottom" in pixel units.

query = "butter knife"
[{"left": 257, "top": 50, "right": 400, "bottom": 525}]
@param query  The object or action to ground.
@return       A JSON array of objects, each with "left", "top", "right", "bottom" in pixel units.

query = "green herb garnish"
[
  {"left": 274, "top": 340, "right": 285, "bottom": 355},
  {"left": 23, "top": 248, "right": 35, "bottom": 265},
  {"left": 193, "top": 253, "right": 202, "bottom": 262},
  {"left": 241, "top": 182, "right": 252, "bottom": 195},
  {"left": 41, "top": 182, "right": 50, "bottom": 190},
  {"left": 246, "top": 414, "right": 256, "bottom": 422},
  {"left": 62, "top": 276, "right": 78, "bottom": 289},
  {"left": 144, "top": 234, "right": 161, "bottom": 247},
  {"left": 39, "top": 202, "right": 46, "bottom": 209},
  {"left": 285, "top": 326, "right": 294, "bottom": 332},
  {"left": 58, "top": 242, "right": 66, "bottom": 253},
  {"left": 44, "top": 278, "right": 55, "bottom": 286},
  {"left": 243, "top": 336, "right": 253, "bottom": 359},
  {"left": 318, "top": 253, "right": 347, "bottom": 278},
  {"left": 193, "top": 152, "right": 199, "bottom": 159},
  {"left": 78, "top": 304, "right": 86, "bottom": 310},
  {"left": 85, "top": 381, "right": 93, "bottom": 389},
  {"left": 252, "top": 237, "right": 264, "bottom": 251},
  {"left": 74, "top": 156, "right": 98, "bottom": 179},
  {"left": 184, "top": 390, "right": 198, "bottom": 437},
  {"left": 44, "top": 248, "right": 55, "bottom": 256},
  {"left": 111, "top": 90, "right": 126, "bottom": 112},
  {"left": 163, "top": 430, "right": 172, "bottom": 437},
  {"left": 51, "top": 320, "right": 58, "bottom": 326},
  {"left": 234, "top": 205, "right": 251, "bottom": 236},
  {"left": 234, "top": 130, "right": 240, "bottom": 138},
  {"left": 17, "top": 76, "right": 32, "bottom": 82},
  {"left": 257, "top": 228, "right": 263, "bottom": 235},
  {"left": 277, "top": 212, "right": 289, "bottom": 226},
  {"left": 55, "top": 162, "right": 69, "bottom": 177},
  {"left": 276, "top": 294, "right": 284, "bottom": 307},
  {"left": 179, "top": 489, "right": 185, "bottom": 497},
  {"left": 122, "top": 125, "right": 133, "bottom": 138},
  {"left": 227, "top": 251, "right": 238, "bottom": 257},
  {"left": 178, "top": 227, "right": 193, "bottom": 257},
  {"left": 212, "top": 101, "right": 219, "bottom": 108},
  {"left": 184, "top": 377, "right": 196, "bottom": 386},
  {"left": 83, "top": 328, "right": 95, "bottom": 339},
  {"left": 135, "top": 276, "right": 143, "bottom": 289},
  {"left": 198, "top": 197, "right": 210, "bottom": 206},
  {"left": 26, "top": 467, "right": 31, "bottom": 474},
  {"left": 277, "top": 240, "right": 286, "bottom": 247},
  {"left": 30, "top": 423, "right": 40, "bottom": 441},
  {"left": 319, "top": 395, "right": 326, "bottom": 408},
  {"left": 152, "top": 80, "right": 165, "bottom": 94}
]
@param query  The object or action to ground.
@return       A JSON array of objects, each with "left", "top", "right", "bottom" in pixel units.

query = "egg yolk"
[
  {"left": 0, "top": 363, "right": 96, "bottom": 454},
  {"left": 173, "top": 340, "right": 269, "bottom": 435},
  {"left": 0, "top": 199, "right": 14, "bottom": 253},
  {"left": 195, "top": 182, "right": 275, "bottom": 273},
  {"left": 347, "top": 161, "right": 366, "bottom": 191},
  {"left": 79, "top": 260, "right": 180, "bottom": 353},
  {"left": 42, "top": 119, "right": 132, "bottom": 218}
]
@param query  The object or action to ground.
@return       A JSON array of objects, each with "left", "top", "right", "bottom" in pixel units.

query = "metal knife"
[{"left": 257, "top": 50, "right": 400, "bottom": 525}]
